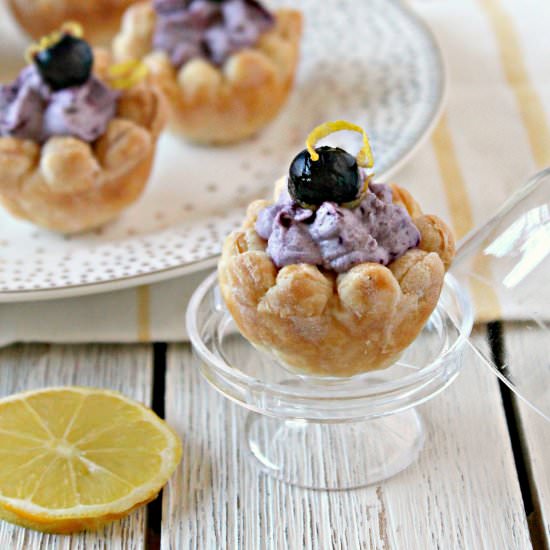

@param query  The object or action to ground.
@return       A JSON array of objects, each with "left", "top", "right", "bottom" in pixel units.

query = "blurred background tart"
[
  {"left": 114, "top": 0, "right": 302, "bottom": 144},
  {"left": 0, "top": 25, "right": 166, "bottom": 233},
  {"left": 6, "top": 0, "right": 142, "bottom": 45}
]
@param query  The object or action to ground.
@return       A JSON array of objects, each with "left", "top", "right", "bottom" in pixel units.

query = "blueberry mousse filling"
[
  {"left": 0, "top": 28, "right": 118, "bottom": 143},
  {"left": 255, "top": 123, "right": 421, "bottom": 274},
  {"left": 153, "top": 0, "right": 275, "bottom": 68}
]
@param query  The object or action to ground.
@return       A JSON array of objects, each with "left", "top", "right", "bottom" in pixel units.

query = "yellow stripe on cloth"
[
  {"left": 480, "top": 0, "right": 550, "bottom": 167},
  {"left": 432, "top": 114, "right": 501, "bottom": 321},
  {"left": 432, "top": 114, "right": 473, "bottom": 240},
  {"left": 137, "top": 285, "right": 151, "bottom": 342}
]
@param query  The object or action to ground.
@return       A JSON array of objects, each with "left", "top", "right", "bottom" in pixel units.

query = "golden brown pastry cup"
[
  {"left": 114, "top": 2, "right": 302, "bottom": 144},
  {"left": 218, "top": 181, "right": 456, "bottom": 377},
  {"left": 7, "top": 0, "right": 141, "bottom": 45},
  {"left": 0, "top": 50, "right": 167, "bottom": 234}
]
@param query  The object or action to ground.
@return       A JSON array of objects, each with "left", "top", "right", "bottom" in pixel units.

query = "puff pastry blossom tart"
[
  {"left": 219, "top": 122, "right": 456, "bottom": 377},
  {"left": 0, "top": 24, "right": 166, "bottom": 233},
  {"left": 114, "top": 0, "right": 302, "bottom": 144},
  {"left": 6, "top": 0, "right": 142, "bottom": 45}
]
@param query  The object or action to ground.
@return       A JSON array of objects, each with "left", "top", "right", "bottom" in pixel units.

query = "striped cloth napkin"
[{"left": 0, "top": 0, "right": 548, "bottom": 346}]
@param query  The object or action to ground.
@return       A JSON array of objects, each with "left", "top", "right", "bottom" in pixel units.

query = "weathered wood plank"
[
  {"left": 504, "top": 324, "right": 550, "bottom": 548},
  {"left": 0, "top": 344, "right": 153, "bottom": 550},
  {"left": 163, "top": 332, "right": 531, "bottom": 549},
  {"left": 381, "top": 329, "right": 531, "bottom": 549}
]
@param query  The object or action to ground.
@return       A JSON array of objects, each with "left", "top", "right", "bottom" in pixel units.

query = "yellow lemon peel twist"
[
  {"left": 305, "top": 120, "right": 374, "bottom": 169},
  {"left": 25, "top": 22, "right": 83, "bottom": 64},
  {"left": 108, "top": 59, "right": 149, "bottom": 90}
]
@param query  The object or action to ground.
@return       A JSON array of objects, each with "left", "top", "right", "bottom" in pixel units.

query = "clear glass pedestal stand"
[
  {"left": 245, "top": 408, "right": 425, "bottom": 490},
  {"left": 187, "top": 272, "right": 473, "bottom": 490}
]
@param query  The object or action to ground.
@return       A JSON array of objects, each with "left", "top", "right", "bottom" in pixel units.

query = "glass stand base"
[{"left": 245, "top": 409, "right": 425, "bottom": 490}]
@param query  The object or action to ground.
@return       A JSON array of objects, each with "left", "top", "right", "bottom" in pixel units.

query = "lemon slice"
[{"left": 0, "top": 387, "right": 182, "bottom": 534}]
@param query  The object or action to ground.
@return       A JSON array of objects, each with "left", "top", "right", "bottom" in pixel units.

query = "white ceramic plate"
[{"left": 0, "top": 0, "right": 445, "bottom": 302}]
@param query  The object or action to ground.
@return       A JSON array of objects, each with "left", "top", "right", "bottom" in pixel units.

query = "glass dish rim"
[{"left": 186, "top": 270, "right": 475, "bottom": 401}]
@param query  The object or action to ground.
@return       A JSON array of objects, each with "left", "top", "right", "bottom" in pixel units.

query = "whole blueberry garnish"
[
  {"left": 34, "top": 34, "right": 94, "bottom": 91},
  {"left": 288, "top": 146, "right": 361, "bottom": 207}
]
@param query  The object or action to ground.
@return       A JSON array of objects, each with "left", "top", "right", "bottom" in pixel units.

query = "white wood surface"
[
  {"left": 162, "top": 331, "right": 532, "bottom": 550},
  {"left": 0, "top": 344, "right": 152, "bottom": 550},
  {"left": 504, "top": 324, "right": 550, "bottom": 548}
]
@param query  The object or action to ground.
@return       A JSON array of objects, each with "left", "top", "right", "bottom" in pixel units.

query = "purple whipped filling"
[
  {"left": 153, "top": 0, "right": 274, "bottom": 68},
  {"left": 256, "top": 180, "right": 421, "bottom": 273},
  {"left": 0, "top": 65, "right": 118, "bottom": 143}
]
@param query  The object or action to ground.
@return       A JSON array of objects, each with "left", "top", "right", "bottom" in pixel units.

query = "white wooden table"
[{"left": 0, "top": 325, "right": 547, "bottom": 550}]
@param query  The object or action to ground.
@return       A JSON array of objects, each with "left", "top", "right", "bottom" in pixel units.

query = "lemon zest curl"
[
  {"left": 108, "top": 59, "right": 149, "bottom": 90},
  {"left": 305, "top": 120, "right": 374, "bottom": 169},
  {"left": 25, "top": 22, "right": 83, "bottom": 64}
]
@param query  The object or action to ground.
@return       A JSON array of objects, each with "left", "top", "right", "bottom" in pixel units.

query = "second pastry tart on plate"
[{"left": 114, "top": 0, "right": 302, "bottom": 144}]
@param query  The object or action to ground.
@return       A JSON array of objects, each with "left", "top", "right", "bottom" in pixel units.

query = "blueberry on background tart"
[{"left": 33, "top": 33, "right": 94, "bottom": 91}]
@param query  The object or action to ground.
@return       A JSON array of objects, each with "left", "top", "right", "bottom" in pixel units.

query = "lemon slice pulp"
[{"left": 0, "top": 387, "right": 181, "bottom": 534}]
